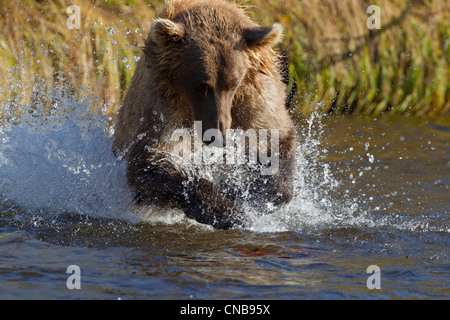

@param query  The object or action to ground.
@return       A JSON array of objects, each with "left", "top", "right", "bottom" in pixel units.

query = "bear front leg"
[
  {"left": 247, "top": 132, "right": 297, "bottom": 210},
  {"left": 270, "top": 139, "right": 296, "bottom": 205},
  {"left": 126, "top": 145, "right": 242, "bottom": 230},
  {"left": 182, "top": 177, "right": 243, "bottom": 229}
]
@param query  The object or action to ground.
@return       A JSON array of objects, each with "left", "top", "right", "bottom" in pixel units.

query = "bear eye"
[
  {"left": 195, "top": 82, "right": 211, "bottom": 95},
  {"left": 229, "top": 80, "right": 239, "bottom": 91}
]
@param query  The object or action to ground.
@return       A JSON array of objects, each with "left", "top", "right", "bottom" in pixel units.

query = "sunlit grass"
[
  {"left": 0, "top": 0, "right": 164, "bottom": 122},
  {"left": 0, "top": 0, "right": 449, "bottom": 119},
  {"left": 252, "top": 0, "right": 450, "bottom": 116}
]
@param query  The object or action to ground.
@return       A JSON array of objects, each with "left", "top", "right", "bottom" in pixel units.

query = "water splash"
[
  {"left": 0, "top": 89, "right": 136, "bottom": 223},
  {"left": 245, "top": 112, "right": 364, "bottom": 232},
  {"left": 0, "top": 89, "right": 405, "bottom": 233}
]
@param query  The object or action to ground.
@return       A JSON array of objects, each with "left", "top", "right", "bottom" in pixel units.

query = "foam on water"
[{"left": 0, "top": 89, "right": 397, "bottom": 232}]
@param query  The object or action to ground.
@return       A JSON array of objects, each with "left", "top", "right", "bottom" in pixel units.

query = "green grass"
[
  {"left": 257, "top": 0, "right": 450, "bottom": 116},
  {"left": 0, "top": 0, "right": 449, "bottom": 120}
]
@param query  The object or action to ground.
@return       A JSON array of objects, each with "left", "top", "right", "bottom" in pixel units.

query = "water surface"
[{"left": 0, "top": 103, "right": 448, "bottom": 299}]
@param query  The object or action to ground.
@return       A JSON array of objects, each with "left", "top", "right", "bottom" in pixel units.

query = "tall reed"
[
  {"left": 0, "top": 0, "right": 448, "bottom": 120},
  {"left": 253, "top": 0, "right": 450, "bottom": 116}
]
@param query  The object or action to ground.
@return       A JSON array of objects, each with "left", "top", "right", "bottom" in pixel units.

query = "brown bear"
[{"left": 114, "top": 0, "right": 297, "bottom": 229}]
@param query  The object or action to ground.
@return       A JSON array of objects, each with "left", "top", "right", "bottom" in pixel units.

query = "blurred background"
[{"left": 0, "top": 0, "right": 449, "bottom": 120}]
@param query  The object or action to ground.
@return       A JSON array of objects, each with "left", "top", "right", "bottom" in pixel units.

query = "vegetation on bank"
[{"left": 0, "top": 0, "right": 449, "bottom": 120}]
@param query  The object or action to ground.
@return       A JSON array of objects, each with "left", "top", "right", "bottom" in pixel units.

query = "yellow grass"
[{"left": 0, "top": 0, "right": 449, "bottom": 119}]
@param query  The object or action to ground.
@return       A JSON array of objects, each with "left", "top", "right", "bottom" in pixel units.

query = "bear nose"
[
  {"left": 218, "top": 121, "right": 226, "bottom": 134},
  {"left": 203, "top": 121, "right": 226, "bottom": 136}
]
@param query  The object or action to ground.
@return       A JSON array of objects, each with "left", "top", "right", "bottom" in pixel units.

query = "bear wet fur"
[{"left": 114, "top": 0, "right": 297, "bottom": 229}]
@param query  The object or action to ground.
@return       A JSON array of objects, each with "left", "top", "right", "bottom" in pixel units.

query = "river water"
[{"left": 0, "top": 97, "right": 448, "bottom": 299}]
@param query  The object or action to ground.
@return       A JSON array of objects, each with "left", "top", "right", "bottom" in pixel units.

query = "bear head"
[{"left": 143, "top": 1, "right": 283, "bottom": 142}]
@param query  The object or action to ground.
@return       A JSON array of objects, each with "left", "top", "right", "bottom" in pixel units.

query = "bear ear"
[
  {"left": 149, "top": 18, "right": 185, "bottom": 46},
  {"left": 243, "top": 23, "right": 283, "bottom": 49}
]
